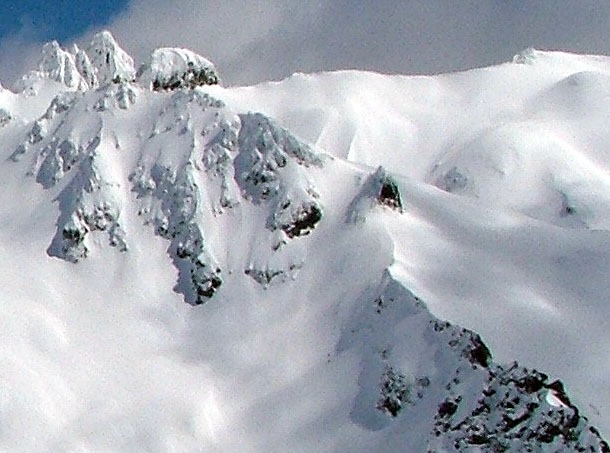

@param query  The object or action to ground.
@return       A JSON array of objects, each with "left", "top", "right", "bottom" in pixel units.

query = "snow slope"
[
  {"left": 207, "top": 48, "right": 610, "bottom": 435},
  {"left": 0, "top": 33, "right": 607, "bottom": 451}
]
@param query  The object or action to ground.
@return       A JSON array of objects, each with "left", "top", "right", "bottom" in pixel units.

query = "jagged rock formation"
[
  {"left": 432, "top": 363, "right": 610, "bottom": 452},
  {"left": 12, "top": 47, "right": 323, "bottom": 303},
  {"left": 10, "top": 86, "right": 127, "bottom": 262},
  {"left": 15, "top": 41, "right": 87, "bottom": 93},
  {"left": 15, "top": 30, "right": 135, "bottom": 94},
  {"left": 236, "top": 113, "right": 324, "bottom": 237}
]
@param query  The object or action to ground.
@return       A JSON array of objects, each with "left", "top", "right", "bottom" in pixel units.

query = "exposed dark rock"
[
  {"left": 467, "top": 334, "right": 492, "bottom": 368},
  {"left": 434, "top": 362, "right": 610, "bottom": 451},
  {"left": 438, "top": 399, "right": 459, "bottom": 419},
  {"left": 192, "top": 265, "right": 222, "bottom": 302},
  {"left": 138, "top": 48, "right": 220, "bottom": 91},
  {"left": 346, "top": 166, "right": 404, "bottom": 222},
  {"left": 281, "top": 203, "right": 323, "bottom": 238},
  {"left": 152, "top": 63, "right": 219, "bottom": 91},
  {"left": 62, "top": 225, "right": 86, "bottom": 243},
  {"left": 244, "top": 263, "right": 302, "bottom": 288},
  {"left": 378, "top": 177, "right": 403, "bottom": 210},
  {"left": 377, "top": 366, "right": 411, "bottom": 417},
  {"left": 517, "top": 373, "right": 547, "bottom": 394},
  {"left": 245, "top": 268, "right": 284, "bottom": 287}
]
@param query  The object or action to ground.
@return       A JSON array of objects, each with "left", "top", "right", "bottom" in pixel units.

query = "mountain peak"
[
  {"left": 86, "top": 30, "right": 135, "bottom": 85},
  {"left": 0, "top": 30, "right": 609, "bottom": 450},
  {"left": 14, "top": 40, "right": 86, "bottom": 93}
]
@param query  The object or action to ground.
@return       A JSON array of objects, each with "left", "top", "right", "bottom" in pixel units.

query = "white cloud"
[
  {"left": 96, "top": 0, "right": 610, "bottom": 86},
  {"left": 4, "top": 1, "right": 610, "bottom": 87},
  {"left": 0, "top": 17, "right": 44, "bottom": 87},
  {"left": 98, "top": 0, "right": 324, "bottom": 85}
]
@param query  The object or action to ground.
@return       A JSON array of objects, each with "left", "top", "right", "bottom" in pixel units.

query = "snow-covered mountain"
[{"left": 0, "top": 31, "right": 608, "bottom": 451}]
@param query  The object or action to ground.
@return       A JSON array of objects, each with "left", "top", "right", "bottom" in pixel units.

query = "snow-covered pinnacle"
[
  {"left": 15, "top": 41, "right": 87, "bottom": 92},
  {"left": 13, "top": 32, "right": 134, "bottom": 93},
  {"left": 137, "top": 47, "right": 220, "bottom": 90},
  {"left": 86, "top": 30, "right": 135, "bottom": 85},
  {"left": 37, "top": 42, "right": 82, "bottom": 88},
  {"left": 74, "top": 46, "right": 98, "bottom": 88}
]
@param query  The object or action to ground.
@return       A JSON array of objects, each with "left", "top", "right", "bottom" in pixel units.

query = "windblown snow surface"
[{"left": 0, "top": 33, "right": 608, "bottom": 451}]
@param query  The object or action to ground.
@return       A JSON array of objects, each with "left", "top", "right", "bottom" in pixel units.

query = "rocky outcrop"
[
  {"left": 432, "top": 362, "right": 610, "bottom": 452},
  {"left": 236, "top": 113, "right": 324, "bottom": 239},
  {"left": 48, "top": 153, "right": 127, "bottom": 262},
  {"left": 129, "top": 89, "right": 237, "bottom": 304},
  {"left": 10, "top": 86, "right": 128, "bottom": 262},
  {"left": 347, "top": 166, "right": 404, "bottom": 223},
  {"left": 138, "top": 47, "right": 220, "bottom": 90}
]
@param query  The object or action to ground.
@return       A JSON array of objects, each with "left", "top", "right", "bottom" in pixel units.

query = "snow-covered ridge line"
[
  {"left": 7, "top": 71, "right": 608, "bottom": 446},
  {"left": 0, "top": 30, "right": 609, "bottom": 450},
  {"left": 12, "top": 30, "right": 219, "bottom": 98}
]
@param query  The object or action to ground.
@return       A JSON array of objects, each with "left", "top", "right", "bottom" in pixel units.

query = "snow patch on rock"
[
  {"left": 138, "top": 47, "right": 220, "bottom": 91},
  {"left": 347, "top": 166, "right": 404, "bottom": 223},
  {"left": 86, "top": 31, "right": 136, "bottom": 85}
]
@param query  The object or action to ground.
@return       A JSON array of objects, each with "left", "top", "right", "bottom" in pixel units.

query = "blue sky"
[
  {"left": 0, "top": 0, "right": 128, "bottom": 43},
  {"left": 1, "top": 1, "right": 610, "bottom": 87}
]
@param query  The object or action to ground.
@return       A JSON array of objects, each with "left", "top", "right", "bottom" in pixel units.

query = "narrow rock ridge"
[{"left": 339, "top": 271, "right": 609, "bottom": 452}]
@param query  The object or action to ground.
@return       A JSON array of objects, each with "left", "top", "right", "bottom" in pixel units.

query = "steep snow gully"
[{"left": 0, "top": 32, "right": 608, "bottom": 451}]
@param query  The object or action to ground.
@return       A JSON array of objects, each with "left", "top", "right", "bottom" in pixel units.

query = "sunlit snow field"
[
  {"left": 0, "top": 45, "right": 609, "bottom": 450},
  {"left": 210, "top": 48, "right": 610, "bottom": 434}
]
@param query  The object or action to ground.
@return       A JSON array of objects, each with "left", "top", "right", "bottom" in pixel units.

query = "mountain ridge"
[{"left": 0, "top": 31, "right": 607, "bottom": 451}]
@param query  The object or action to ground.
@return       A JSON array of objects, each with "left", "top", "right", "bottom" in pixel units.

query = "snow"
[
  {"left": 138, "top": 47, "right": 219, "bottom": 90},
  {"left": 204, "top": 51, "right": 610, "bottom": 436},
  {"left": 0, "top": 35, "right": 607, "bottom": 451},
  {"left": 86, "top": 31, "right": 136, "bottom": 85}
]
